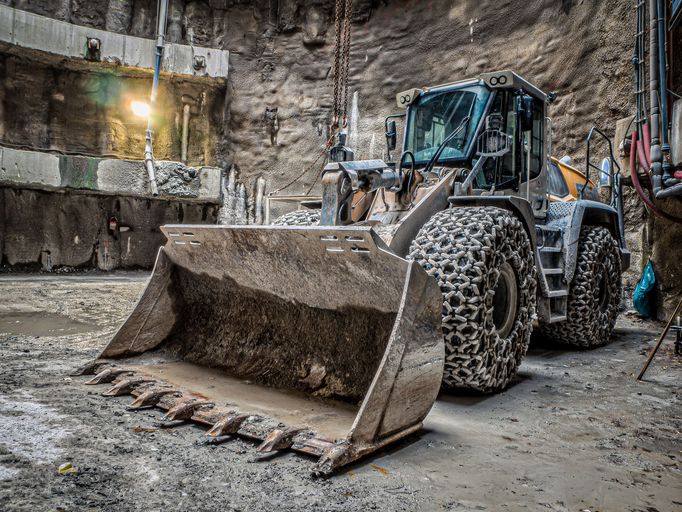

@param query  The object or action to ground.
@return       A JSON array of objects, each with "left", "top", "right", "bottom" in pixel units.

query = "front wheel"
[
  {"left": 408, "top": 206, "right": 537, "bottom": 393},
  {"left": 539, "top": 226, "right": 622, "bottom": 348}
]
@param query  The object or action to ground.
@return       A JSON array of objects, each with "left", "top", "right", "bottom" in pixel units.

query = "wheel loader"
[{"left": 78, "top": 70, "right": 630, "bottom": 475}]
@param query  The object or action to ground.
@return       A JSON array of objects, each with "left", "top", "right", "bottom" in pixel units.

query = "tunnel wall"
[
  {"left": 2, "top": 0, "right": 680, "bottom": 315},
  {"left": 0, "top": 187, "right": 219, "bottom": 270}
]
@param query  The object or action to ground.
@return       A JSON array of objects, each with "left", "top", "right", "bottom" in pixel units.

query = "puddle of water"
[
  {"left": 131, "top": 360, "right": 359, "bottom": 441},
  {"left": 0, "top": 311, "right": 98, "bottom": 336}
]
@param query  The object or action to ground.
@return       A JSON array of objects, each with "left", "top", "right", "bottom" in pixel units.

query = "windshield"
[{"left": 405, "top": 85, "right": 490, "bottom": 164}]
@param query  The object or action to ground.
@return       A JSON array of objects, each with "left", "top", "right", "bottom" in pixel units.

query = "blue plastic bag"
[{"left": 633, "top": 260, "right": 656, "bottom": 318}]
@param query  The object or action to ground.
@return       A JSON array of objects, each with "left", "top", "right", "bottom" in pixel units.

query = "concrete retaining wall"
[
  {"left": 0, "top": 187, "right": 220, "bottom": 270},
  {"left": 0, "top": 5, "right": 229, "bottom": 79},
  {"left": 0, "top": 146, "right": 222, "bottom": 204}
]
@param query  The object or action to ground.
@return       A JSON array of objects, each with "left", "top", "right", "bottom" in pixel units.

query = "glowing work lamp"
[{"left": 131, "top": 100, "right": 150, "bottom": 118}]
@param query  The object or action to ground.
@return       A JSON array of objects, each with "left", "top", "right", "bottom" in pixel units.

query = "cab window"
[{"left": 547, "top": 163, "right": 570, "bottom": 197}]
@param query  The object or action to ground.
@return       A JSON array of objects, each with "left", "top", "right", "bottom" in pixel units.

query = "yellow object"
[
  {"left": 549, "top": 157, "right": 601, "bottom": 202},
  {"left": 57, "top": 462, "right": 77, "bottom": 475}
]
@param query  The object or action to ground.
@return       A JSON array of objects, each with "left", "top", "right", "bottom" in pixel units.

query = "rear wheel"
[
  {"left": 539, "top": 226, "right": 622, "bottom": 348},
  {"left": 272, "top": 209, "right": 320, "bottom": 226},
  {"left": 408, "top": 207, "right": 537, "bottom": 393}
]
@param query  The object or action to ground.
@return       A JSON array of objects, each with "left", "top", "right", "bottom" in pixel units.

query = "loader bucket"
[{"left": 83, "top": 224, "right": 444, "bottom": 475}]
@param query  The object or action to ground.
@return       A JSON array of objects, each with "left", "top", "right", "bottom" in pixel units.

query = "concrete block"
[
  {"left": 0, "top": 146, "right": 220, "bottom": 203},
  {"left": 13, "top": 7, "right": 71, "bottom": 56},
  {"left": 0, "top": 147, "right": 61, "bottom": 187},
  {"left": 96, "top": 158, "right": 150, "bottom": 196},
  {"left": 198, "top": 166, "right": 222, "bottom": 202},
  {"left": 122, "top": 35, "right": 155, "bottom": 70},
  {"left": 0, "top": 5, "right": 13, "bottom": 42},
  {"left": 0, "top": 187, "right": 220, "bottom": 269}
]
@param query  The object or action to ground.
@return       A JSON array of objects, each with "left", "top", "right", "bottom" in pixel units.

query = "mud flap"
[{"left": 83, "top": 225, "right": 444, "bottom": 475}]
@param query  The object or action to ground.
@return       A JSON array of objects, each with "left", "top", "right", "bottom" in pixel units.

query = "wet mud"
[{"left": 0, "top": 274, "right": 680, "bottom": 511}]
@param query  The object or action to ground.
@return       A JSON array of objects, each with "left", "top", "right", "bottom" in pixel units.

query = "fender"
[{"left": 546, "top": 200, "right": 630, "bottom": 284}]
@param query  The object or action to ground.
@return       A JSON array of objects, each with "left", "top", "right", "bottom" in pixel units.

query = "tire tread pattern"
[{"left": 408, "top": 207, "right": 537, "bottom": 392}]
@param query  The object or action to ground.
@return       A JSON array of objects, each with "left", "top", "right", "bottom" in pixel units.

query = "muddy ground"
[{"left": 0, "top": 273, "right": 680, "bottom": 512}]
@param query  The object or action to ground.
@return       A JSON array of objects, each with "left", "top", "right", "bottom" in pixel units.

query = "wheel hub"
[{"left": 492, "top": 262, "right": 518, "bottom": 339}]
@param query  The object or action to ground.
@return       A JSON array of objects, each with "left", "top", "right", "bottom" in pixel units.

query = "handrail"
[{"left": 581, "top": 126, "right": 621, "bottom": 200}]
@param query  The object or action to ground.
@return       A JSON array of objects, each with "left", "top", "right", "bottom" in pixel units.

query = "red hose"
[
  {"left": 643, "top": 123, "right": 651, "bottom": 165},
  {"left": 636, "top": 138, "right": 651, "bottom": 173},
  {"left": 630, "top": 130, "right": 682, "bottom": 224}
]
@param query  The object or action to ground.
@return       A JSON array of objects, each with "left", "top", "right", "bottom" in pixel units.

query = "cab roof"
[
  {"left": 396, "top": 70, "right": 548, "bottom": 109},
  {"left": 425, "top": 71, "right": 547, "bottom": 102}
]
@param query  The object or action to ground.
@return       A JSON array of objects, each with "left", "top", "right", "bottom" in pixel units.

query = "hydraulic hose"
[
  {"left": 642, "top": 123, "right": 651, "bottom": 164},
  {"left": 636, "top": 123, "right": 651, "bottom": 173},
  {"left": 630, "top": 130, "right": 682, "bottom": 223}
]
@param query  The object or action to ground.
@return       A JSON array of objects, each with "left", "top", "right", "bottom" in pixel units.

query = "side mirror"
[
  {"left": 518, "top": 95, "right": 534, "bottom": 131},
  {"left": 385, "top": 120, "right": 397, "bottom": 151}
]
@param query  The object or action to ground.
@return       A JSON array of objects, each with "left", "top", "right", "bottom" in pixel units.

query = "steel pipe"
[{"left": 143, "top": 0, "right": 169, "bottom": 196}]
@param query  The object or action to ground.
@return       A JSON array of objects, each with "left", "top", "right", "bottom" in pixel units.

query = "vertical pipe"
[
  {"left": 656, "top": 0, "right": 671, "bottom": 180},
  {"left": 144, "top": 0, "right": 169, "bottom": 197},
  {"left": 649, "top": 0, "right": 663, "bottom": 194},
  {"left": 255, "top": 177, "right": 266, "bottom": 225},
  {"left": 181, "top": 103, "right": 190, "bottom": 164},
  {"left": 633, "top": 0, "right": 643, "bottom": 137}
]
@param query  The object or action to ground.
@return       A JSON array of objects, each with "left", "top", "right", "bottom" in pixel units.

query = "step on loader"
[{"left": 79, "top": 70, "right": 630, "bottom": 475}]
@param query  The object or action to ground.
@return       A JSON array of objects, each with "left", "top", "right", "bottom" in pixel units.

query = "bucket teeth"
[
  {"left": 127, "top": 388, "right": 179, "bottom": 410},
  {"left": 206, "top": 413, "right": 250, "bottom": 437},
  {"left": 85, "top": 367, "right": 131, "bottom": 385},
  {"left": 163, "top": 400, "right": 214, "bottom": 422},
  {"left": 102, "top": 378, "right": 154, "bottom": 397},
  {"left": 257, "top": 428, "right": 305, "bottom": 453},
  {"left": 312, "top": 442, "right": 352, "bottom": 478}
]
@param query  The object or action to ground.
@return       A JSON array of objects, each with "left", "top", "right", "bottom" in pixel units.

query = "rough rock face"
[
  {"left": 220, "top": 0, "right": 635, "bottom": 195},
  {"left": 0, "top": 53, "right": 223, "bottom": 166},
  {"left": 7, "top": 0, "right": 636, "bottom": 190}
]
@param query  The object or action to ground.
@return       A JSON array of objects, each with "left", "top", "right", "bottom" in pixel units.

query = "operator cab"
[
  {"left": 390, "top": 71, "right": 549, "bottom": 218},
  {"left": 321, "top": 71, "right": 551, "bottom": 226}
]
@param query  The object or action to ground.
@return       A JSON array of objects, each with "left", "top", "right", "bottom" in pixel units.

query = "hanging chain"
[
  {"left": 332, "top": 0, "right": 353, "bottom": 132},
  {"left": 273, "top": 0, "right": 353, "bottom": 196},
  {"left": 331, "top": 0, "right": 344, "bottom": 129},
  {"left": 340, "top": 0, "right": 353, "bottom": 128}
]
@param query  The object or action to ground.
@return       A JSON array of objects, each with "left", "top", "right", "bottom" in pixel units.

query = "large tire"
[
  {"left": 272, "top": 209, "right": 320, "bottom": 226},
  {"left": 539, "top": 226, "right": 622, "bottom": 348},
  {"left": 408, "top": 207, "right": 537, "bottom": 393}
]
